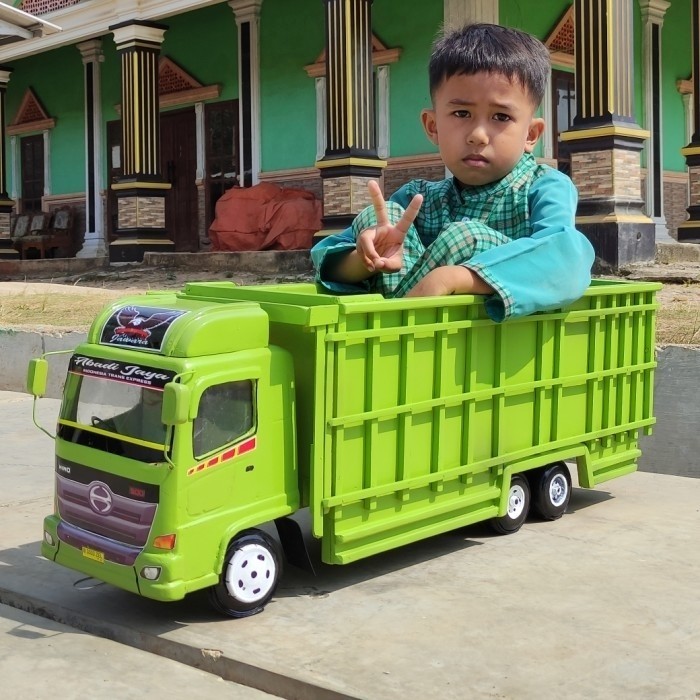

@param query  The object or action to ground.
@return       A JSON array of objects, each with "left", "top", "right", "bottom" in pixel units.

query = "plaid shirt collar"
[{"left": 452, "top": 152, "right": 537, "bottom": 202}]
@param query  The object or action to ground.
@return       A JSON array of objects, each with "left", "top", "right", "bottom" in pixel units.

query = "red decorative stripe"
[
  {"left": 187, "top": 436, "right": 257, "bottom": 476},
  {"left": 238, "top": 437, "right": 256, "bottom": 455}
]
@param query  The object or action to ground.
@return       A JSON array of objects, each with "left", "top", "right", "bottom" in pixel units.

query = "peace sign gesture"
[{"left": 356, "top": 180, "right": 423, "bottom": 273}]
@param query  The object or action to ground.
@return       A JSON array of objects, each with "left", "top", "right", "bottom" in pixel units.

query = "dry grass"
[
  {"left": 655, "top": 291, "right": 700, "bottom": 345},
  {"left": 0, "top": 281, "right": 699, "bottom": 344},
  {"left": 0, "top": 291, "right": 130, "bottom": 331}
]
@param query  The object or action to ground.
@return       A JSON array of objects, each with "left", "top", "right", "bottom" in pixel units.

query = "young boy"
[{"left": 311, "top": 23, "right": 595, "bottom": 322}]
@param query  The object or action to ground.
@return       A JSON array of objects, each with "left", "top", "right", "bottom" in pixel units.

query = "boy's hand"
[
  {"left": 405, "top": 266, "right": 494, "bottom": 297},
  {"left": 357, "top": 180, "right": 423, "bottom": 273}
]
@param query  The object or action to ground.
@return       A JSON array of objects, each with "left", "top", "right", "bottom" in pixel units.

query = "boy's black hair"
[{"left": 429, "top": 23, "right": 551, "bottom": 106}]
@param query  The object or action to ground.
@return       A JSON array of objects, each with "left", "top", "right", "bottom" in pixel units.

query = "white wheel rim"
[
  {"left": 548, "top": 474, "right": 569, "bottom": 507},
  {"left": 225, "top": 543, "right": 277, "bottom": 604},
  {"left": 507, "top": 484, "right": 526, "bottom": 519}
]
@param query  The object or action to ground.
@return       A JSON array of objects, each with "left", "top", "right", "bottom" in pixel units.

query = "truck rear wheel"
[
  {"left": 208, "top": 529, "right": 282, "bottom": 618},
  {"left": 531, "top": 463, "right": 571, "bottom": 521},
  {"left": 490, "top": 474, "right": 530, "bottom": 535}
]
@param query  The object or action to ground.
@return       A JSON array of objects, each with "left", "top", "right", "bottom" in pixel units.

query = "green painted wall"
[
  {"left": 162, "top": 4, "right": 239, "bottom": 102},
  {"left": 259, "top": 0, "right": 323, "bottom": 171},
  {"left": 662, "top": 0, "right": 692, "bottom": 172},
  {"left": 500, "top": 0, "right": 571, "bottom": 160},
  {"left": 259, "top": 0, "right": 442, "bottom": 171},
  {"left": 500, "top": 0, "right": 570, "bottom": 45},
  {"left": 101, "top": 39, "right": 121, "bottom": 125},
  {"left": 373, "top": 0, "right": 442, "bottom": 157},
  {"left": 6, "top": 45, "right": 85, "bottom": 195}
]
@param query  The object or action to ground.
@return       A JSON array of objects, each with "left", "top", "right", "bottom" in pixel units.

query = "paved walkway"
[{"left": 1, "top": 391, "right": 699, "bottom": 699}]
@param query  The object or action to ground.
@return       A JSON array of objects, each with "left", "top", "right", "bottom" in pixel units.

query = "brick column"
[
  {"left": 678, "top": 0, "right": 700, "bottom": 242},
  {"left": 109, "top": 21, "right": 173, "bottom": 262},
  {"left": 0, "top": 66, "right": 17, "bottom": 260},
  {"left": 560, "top": 0, "right": 655, "bottom": 269},
  {"left": 316, "top": 0, "right": 386, "bottom": 236}
]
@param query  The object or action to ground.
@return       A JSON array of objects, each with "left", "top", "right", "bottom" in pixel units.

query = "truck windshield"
[{"left": 57, "top": 355, "right": 174, "bottom": 463}]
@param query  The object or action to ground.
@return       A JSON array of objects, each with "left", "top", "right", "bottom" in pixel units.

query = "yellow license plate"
[{"left": 82, "top": 546, "right": 105, "bottom": 564}]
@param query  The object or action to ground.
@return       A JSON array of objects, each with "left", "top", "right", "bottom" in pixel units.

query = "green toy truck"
[{"left": 29, "top": 280, "right": 659, "bottom": 617}]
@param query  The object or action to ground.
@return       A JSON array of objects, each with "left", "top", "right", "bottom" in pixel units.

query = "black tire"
[
  {"left": 531, "top": 462, "right": 572, "bottom": 521},
  {"left": 208, "top": 529, "right": 282, "bottom": 618},
  {"left": 490, "top": 474, "right": 530, "bottom": 535}
]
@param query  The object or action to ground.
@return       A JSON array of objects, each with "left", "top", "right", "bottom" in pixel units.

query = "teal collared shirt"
[{"left": 312, "top": 154, "right": 594, "bottom": 321}]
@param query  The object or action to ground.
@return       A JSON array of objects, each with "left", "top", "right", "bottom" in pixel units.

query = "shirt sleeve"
[
  {"left": 310, "top": 224, "right": 369, "bottom": 293},
  {"left": 464, "top": 169, "right": 595, "bottom": 322},
  {"left": 310, "top": 182, "right": 422, "bottom": 294}
]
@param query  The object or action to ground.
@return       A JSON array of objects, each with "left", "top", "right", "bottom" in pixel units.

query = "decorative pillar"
[
  {"left": 560, "top": 0, "right": 655, "bottom": 268},
  {"left": 316, "top": 0, "right": 385, "bottom": 236},
  {"left": 109, "top": 21, "right": 172, "bottom": 263},
  {"left": 641, "top": 0, "right": 672, "bottom": 242},
  {"left": 679, "top": 0, "right": 700, "bottom": 242},
  {"left": 229, "top": 0, "right": 263, "bottom": 188},
  {"left": 0, "top": 67, "right": 17, "bottom": 259},
  {"left": 443, "top": 0, "right": 499, "bottom": 29},
  {"left": 77, "top": 39, "right": 107, "bottom": 259}
]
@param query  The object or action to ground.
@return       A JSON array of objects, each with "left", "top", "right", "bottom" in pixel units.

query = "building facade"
[{"left": 0, "top": 0, "right": 696, "bottom": 267}]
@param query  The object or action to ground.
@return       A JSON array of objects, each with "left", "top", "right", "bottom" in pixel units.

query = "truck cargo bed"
[{"left": 183, "top": 279, "right": 660, "bottom": 564}]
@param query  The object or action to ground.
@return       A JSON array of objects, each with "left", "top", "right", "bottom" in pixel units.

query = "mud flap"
[{"left": 275, "top": 516, "right": 316, "bottom": 575}]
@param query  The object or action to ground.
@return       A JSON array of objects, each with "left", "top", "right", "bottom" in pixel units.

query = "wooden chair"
[
  {"left": 11, "top": 214, "right": 30, "bottom": 240},
  {"left": 15, "top": 208, "right": 76, "bottom": 259},
  {"left": 45, "top": 208, "right": 76, "bottom": 257}
]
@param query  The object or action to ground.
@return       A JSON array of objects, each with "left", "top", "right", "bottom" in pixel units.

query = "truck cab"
[{"left": 38, "top": 292, "right": 298, "bottom": 616}]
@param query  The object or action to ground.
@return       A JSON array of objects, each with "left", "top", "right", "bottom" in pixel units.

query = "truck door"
[{"left": 184, "top": 378, "right": 259, "bottom": 518}]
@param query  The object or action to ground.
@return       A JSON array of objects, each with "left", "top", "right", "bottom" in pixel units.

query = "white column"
[
  {"left": 542, "top": 72, "right": 554, "bottom": 161},
  {"left": 315, "top": 76, "right": 327, "bottom": 161},
  {"left": 682, "top": 92, "right": 693, "bottom": 205},
  {"left": 376, "top": 65, "right": 390, "bottom": 159},
  {"left": 42, "top": 129, "right": 51, "bottom": 198},
  {"left": 195, "top": 101, "right": 205, "bottom": 181},
  {"left": 9, "top": 135, "right": 18, "bottom": 199},
  {"left": 77, "top": 39, "right": 106, "bottom": 258},
  {"left": 444, "top": 0, "right": 499, "bottom": 29},
  {"left": 682, "top": 93, "right": 693, "bottom": 148},
  {"left": 641, "top": 0, "right": 672, "bottom": 242},
  {"left": 229, "top": 0, "right": 263, "bottom": 186}
]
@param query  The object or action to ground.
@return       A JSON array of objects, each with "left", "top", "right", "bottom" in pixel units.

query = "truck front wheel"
[
  {"left": 208, "top": 529, "right": 282, "bottom": 618},
  {"left": 490, "top": 475, "right": 530, "bottom": 535}
]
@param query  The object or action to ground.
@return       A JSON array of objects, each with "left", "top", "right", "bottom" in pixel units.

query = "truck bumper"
[{"left": 42, "top": 515, "right": 205, "bottom": 603}]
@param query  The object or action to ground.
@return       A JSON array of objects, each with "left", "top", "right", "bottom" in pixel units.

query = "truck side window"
[{"left": 193, "top": 380, "right": 255, "bottom": 458}]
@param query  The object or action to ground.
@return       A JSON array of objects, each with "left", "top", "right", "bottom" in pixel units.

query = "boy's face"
[{"left": 421, "top": 71, "right": 545, "bottom": 187}]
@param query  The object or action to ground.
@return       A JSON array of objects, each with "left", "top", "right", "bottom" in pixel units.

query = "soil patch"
[{"left": 0, "top": 264, "right": 698, "bottom": 344}]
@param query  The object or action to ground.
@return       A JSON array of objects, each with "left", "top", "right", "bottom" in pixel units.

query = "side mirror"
[
  {"left": 27, "top": 358, "right": 49, "bottom": 397},
  {"left": 161, "top": 383, "right": 191, "bottom": 425}
]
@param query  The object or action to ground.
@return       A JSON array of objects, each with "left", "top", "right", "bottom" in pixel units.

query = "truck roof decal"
[{"left": 99, "top": 305, "right": 186, "bottom": 352}]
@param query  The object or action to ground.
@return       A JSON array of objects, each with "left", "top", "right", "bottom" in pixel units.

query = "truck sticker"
[
  {"left": 186, "top": 436, "right": 257, "bottom": 476},
  {"left": 99, "top": 305, "right": 185, "bottom": 352},
  {"left": 70, "top": 355, "right": 175, "bottom": 389}
]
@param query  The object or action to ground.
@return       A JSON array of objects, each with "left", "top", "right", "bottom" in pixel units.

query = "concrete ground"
[
  {"left": 1, "top": 391, "right": 698, "bottom": 700},
  {"left": 0, "top": 603, "right": 274, "bottom": 699}
]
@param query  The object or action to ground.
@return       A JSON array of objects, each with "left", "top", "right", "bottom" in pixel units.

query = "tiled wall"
[{"left": 20, "top": 0, "right": 81, "bottom": 15}]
